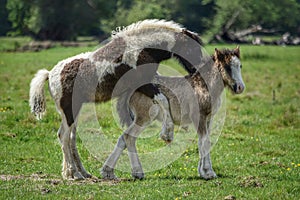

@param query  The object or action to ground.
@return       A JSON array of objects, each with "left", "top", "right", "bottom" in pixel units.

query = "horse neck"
[
  {"left": 136, "top": 48, "right": 172, "bottom": 65},
  {"left": 172, "top": 32, "right": 203, "bottom": 74}
]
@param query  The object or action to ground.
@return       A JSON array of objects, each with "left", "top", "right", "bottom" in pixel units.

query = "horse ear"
[
  {"left": 214, "top": 48, "right": 222, "bottom": 60},
  {"left": 234, "top": 45, "right": 240, "bottom": 58}
]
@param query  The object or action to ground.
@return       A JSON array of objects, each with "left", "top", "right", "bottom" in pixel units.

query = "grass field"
[{"left": 0, "top": 40, "right": 299, "bottom": 199}]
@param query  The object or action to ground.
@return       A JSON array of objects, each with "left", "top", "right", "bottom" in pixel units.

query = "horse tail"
[
  {"left": 29, "top": 69, "right": 49, "bottom": 120},
  {"left": 117, "top": 91, "right": 134, "bottom": 127}
]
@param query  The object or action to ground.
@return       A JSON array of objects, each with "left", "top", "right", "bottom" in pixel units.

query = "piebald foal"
[{"left": 113, "top": 47, "right": 245, "bottom": 180}]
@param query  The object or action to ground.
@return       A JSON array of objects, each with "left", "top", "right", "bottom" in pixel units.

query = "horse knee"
[
  {"left": 123, "top": 134, "right": 136, "bottom": 147},
  {"left": 124, "top": 124, "right": 144, "bottom": 138},
  {"left": 117, "top": 135, "right": 126, "bottom": 149}
]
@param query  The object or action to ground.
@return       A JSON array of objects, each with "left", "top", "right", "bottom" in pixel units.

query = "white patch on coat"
[
  {"left": 29, "top": 69, "right": 49, "bottom": 119},
  {"left": 112, "top": 19, "right": 183, "bottom": 39},
  {"left": 112, "top": 19, "right": 182, "bottom": 68},
  {"left": 48, "top": 52, "right": 92, "bottom": 104},
  {"left": 121, "top": 32, "right": 176, "bottom": 68},
  {"left": 94, "top": 59, "right": 119, "bottom": 82}
]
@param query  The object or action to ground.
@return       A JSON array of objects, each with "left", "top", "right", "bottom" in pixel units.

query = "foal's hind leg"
[
  {"left": 57, "top": 118, "right": 78, "bottom": 179},
  {"left": 101, "top": 123, "right": 146, "bottom": 180},
  {"left": 102, "top": 93, "right": 152, "bottom": 180},
  {"left": 154, "top": 93, "right": 174, "bottom": 143},
  {"left": 124, "top": 123, "right": 146, "bottom": 179},
  {"left": 69, "top": 120, "right": 92, "bottom": 179},
  {"left": 137, "top": 84, "right": 174, "bottom": 143}
]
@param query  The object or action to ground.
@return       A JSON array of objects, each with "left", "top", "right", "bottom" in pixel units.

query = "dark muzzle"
[{"left": 233, "top": 83, "right": 245, "bottom": 94}]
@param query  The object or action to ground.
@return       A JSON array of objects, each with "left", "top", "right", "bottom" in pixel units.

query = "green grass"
[
  {"left": 0, "top": 37, "right": 33, "bottom": 51},
  {"left": 0, "top": 37, "right": 99, "bottom": 52},
  {"left": 0, "top": 44, "right": 300, "bottom": 199}
]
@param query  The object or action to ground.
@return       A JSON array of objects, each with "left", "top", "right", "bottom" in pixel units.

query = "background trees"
[
  {"left": 4, "top": 0, "right": 114, "bottom": 40},
  {"left": 209, "top": 0, "right": 300, "bottom": 43},
  {"left": 1, "top": 0, "right": 300, "bottom": 41}
]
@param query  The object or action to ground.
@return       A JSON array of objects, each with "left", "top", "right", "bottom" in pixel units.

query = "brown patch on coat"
[
  {"left": 95, "top": 63, "right": 159, "bottom": 101},
  {"left": 95, "top": 64, "right": 132, "bottom": 101},
  {"left": 103, "top": 48, "right": 171, "bottom": 100},
  {"left": 136, "top": 48, "right": 171, "bottom": 98},
  {"left": 92, "top": 37, "right": 126, "bottom": 63},
  {"left": 137, "top": 47, "right": 171, "bottom": 65},
  {"left": 60, "top": 58, "right": 88, "bottom": 126},
  {"left": 96, "top": 37, "right": 174, "bottom": 100},
  {"left": 60, "top": 57, "right": 126, "bottom": 125}
]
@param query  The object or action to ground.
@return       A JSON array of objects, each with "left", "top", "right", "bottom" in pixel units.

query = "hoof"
[
  {"left": 160, "top": 128, "right": 174, "bottom": 143},
  {"left": 160, "top": 121, "right": 174, "bottom": 143},
  {"left": 132, "top": 172, "right": 144, "bottom": 180},
  {"left": 80, "top": 171, "right": 92, "bottom": 179},
  {"left": 132, "top": 167, "right": 144, "bottom": 179},
  {"left": 160, "top": 132, "right": 174, "bottom": 143},
  {"left": 199, "top": 170, "right": 217, "bottom": 180},
  {"left": 62, "top": 168, "right": 74, "bottom": 180},
  {"left": 84, "top": 173, "right": 92, "bottom": 179},
  {"left": 101, "top": 165, "right": 118, "bottom": 180},
  {"left": 73, "top": 171, "right": 85, "bottom": 180},
  {"left": 62, "top": 167, "right": 92, "bottom": 180}
]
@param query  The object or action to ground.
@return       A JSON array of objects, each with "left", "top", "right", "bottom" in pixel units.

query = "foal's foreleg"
[
  {"left": 195, "top": 116, "right": 217, "bottom": 180},
  {"left": 101, "top": 134, "right": 127, "bottom": 180}
]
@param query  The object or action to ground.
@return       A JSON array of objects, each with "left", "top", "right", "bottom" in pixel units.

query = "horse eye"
[{"left": 240, "top": 64, "right": 243, "bottom": 69}]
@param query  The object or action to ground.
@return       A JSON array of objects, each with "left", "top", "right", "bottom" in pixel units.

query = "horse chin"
[
  {"left": 227, "top": 84, "right": 239, "bottom": 94},
  {"left": 229, "top": 86, "right": 237, "bottom": 94},
  {"left": 224, "top": 83, "right": 234, "bottom": 94}
]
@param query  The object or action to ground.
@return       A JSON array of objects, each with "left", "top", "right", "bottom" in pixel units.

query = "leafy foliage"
[
  {"left": 5, "top": 0, "right": 115, "bottom": 40},
  {"left": 3, "top": 0, "right": 300, "bottom": 40},
  {"left": 0, "top": 0, "right": 12, "bottom": 35},
  {"left": 210, "top": 0, "right": 300, "bottom": 35}
]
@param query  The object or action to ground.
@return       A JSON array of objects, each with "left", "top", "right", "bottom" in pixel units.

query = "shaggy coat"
[
  {"left": 105, "top": 47, "right": 245, "bottom": 180},
  {"left": 29, "top": 19, "right": 205, "bottom": 180}
]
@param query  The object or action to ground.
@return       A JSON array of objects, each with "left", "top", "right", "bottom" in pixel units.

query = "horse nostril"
[
  {"left": 234, "top": 83, "right": 244, "bottom": 94},
  {"left": 237, "top": 84, "right": 244, "bottom": 93}
]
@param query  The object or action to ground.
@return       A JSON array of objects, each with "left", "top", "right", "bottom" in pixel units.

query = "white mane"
[{"left": 111, "top": 19, "right": 184, "bottom": 38}]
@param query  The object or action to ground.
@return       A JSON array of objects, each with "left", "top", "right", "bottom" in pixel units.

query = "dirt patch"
[
  {"left": 0, "top": 174, "right": 25, "bottom": 181},
  {"left": 0, "top": 173, "right": 130, "bottom": 186},
  {"left": 239, "top": 176, "right": 264, "bottom": 188},
  {"left": 224, "top": 195, "right": 236, "bottom": 200},
  {"left": 0, "top": 173, "right": 59, "bottom": 182}
]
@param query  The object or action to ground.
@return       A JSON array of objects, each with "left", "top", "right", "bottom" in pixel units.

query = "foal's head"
[{"left": 213, "top": 46, "right": 245, "bottom": 94}]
